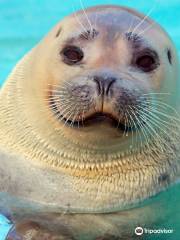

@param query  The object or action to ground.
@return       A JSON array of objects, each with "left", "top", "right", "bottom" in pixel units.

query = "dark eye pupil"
[
  {"left": 62, "top": 46, "right": 84, "bottom": 65},
  {"left": 136, "top": 55, "right": 155, "bottom": 71},
  {"left": 65, "top": 50, "right": 80, "bottom": 61}
]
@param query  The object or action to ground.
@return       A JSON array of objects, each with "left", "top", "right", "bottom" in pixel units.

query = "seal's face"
[{"left": 40, "top": 6, "right": 178, "bottom": 148}]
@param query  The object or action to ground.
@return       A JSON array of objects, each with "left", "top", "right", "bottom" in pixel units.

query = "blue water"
[
  {"left": 0, "top": 0, "right": 180, "bottom": 239},
  {"left": 0, "top": 215, "right": 12, "bottom": 239}
]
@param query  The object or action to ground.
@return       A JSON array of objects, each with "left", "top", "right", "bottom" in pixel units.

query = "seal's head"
[
  {"left": 1, "top": 5, "right": 180, "bottom": 212},
  {"left": 32, "top": 5, "right": 179, "bottom": 148}
]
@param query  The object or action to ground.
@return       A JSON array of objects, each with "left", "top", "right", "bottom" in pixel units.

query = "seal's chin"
[{"left": 62, "top": 112, "right": 136, "bottom": 132}]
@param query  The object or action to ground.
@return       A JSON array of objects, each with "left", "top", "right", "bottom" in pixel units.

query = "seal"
[{"left": 0, "top": 5, "right": 180, "bottom": 239}]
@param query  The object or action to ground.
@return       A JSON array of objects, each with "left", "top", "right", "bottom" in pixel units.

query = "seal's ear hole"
[
  {"left": 55, "top": 27, "right": 62, "bottom": 38},
  {"left": 158, "top": 173, "right": 170, "bottom": 184},
  {"left": 167, "top": 49, "right": 172, "bottom": 65}
]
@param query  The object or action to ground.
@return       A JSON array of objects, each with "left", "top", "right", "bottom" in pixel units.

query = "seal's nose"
[{"left": 93, "top": 75, "right": 116, "bottom": 96}]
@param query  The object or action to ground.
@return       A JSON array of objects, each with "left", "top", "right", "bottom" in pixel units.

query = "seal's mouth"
[{"left": 62, "top": 112, "right": 136, "bottom": 132}]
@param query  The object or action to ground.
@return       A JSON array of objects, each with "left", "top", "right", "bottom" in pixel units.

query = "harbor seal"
[{"left": 0, "top": 4, "right": 180, "bottom": 239}]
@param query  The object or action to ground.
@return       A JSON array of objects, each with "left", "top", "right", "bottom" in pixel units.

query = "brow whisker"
[
  {"left": 71, "top": 2, "right": 88, "bottom": 34},
  {"left": 79, "top": 0, "right": 93, "bottom": 33},
  {"left": 131, "top": 1, "right": 157, "bottom": 35}
]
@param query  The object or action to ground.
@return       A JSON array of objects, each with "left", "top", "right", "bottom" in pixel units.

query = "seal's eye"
[
  {"left": 61, "top": 46, "right": 84, "bottom": 65},
  {"left": 136, "top": 54, "right": 157, "bottom": 72}
]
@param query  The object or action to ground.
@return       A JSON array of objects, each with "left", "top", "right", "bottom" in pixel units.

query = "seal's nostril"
[
  {"left": 93, "top": 76, "right": 116, "bottom": 96},
  {"left": 94, "top": 76, "right": 102, "bottom": 95},
  {"left": 105, "top": 78, "right": 116, "bottom": 95}
]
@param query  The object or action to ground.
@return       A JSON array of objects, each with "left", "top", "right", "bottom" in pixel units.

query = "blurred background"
[{"left": 0, "top": 0, "right": 180, "bottom": 85}]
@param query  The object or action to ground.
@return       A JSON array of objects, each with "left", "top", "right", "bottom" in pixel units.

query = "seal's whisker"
[
  {"left": 127, "top": 108, "right": 136, "bottom": 146},
  {"left": 47, "top": 97, "right": 74, "bottom": 106},
  {"left": 145, "top": 110, "right": 180, "bottom": 128},
  {"left": 137, "top": 112, "right": 169, "bottom": 153},
  {"left": 62, "top": 111, "right": 75, "bottom": 127},
  {"left": 138, "top": 106, "right": 178, "bottom": 142},
  {"left": 45, "top": 100, "right": 72, "bottom": 108},
  {"left": 146, "top": 105, "right": 179, "bottom": 123},
  {"left": 44, "top": 97, "right": 61, "bottom": 103},
  {"left": 47, "top": 90, "right": 68, "bottom": 94},
  {"left": 44, "top": 97, "right": 55, "bottom": 103},
  {"left": 47, "top": 105, "right": 62, "bottom": 117},
  {"left": 49, "top": 104, "right": 58, "bottom": 111},
  {"left": 131, "top": 2, "right": 157, "bottom": 36},
  {"left": 129, "top": 106, "right": 146, "bottom": 149},
  {"left": 146, "top": 125, "right": 166, "bottom": 153},
  {"left": 44, "top": 95, "right": 60, "bottom": 101},
  {"left": 56, "top": 110, "right": 71, "bottom": 121},
  {"left": 126, "top": 109, "right": 131, "bottom": 129},
  {"left": 116, "top": 114, "right": 122, "bottom": 128},
  {"left": 137, "top": 112, "right": 151, "bottom": 149},
  {"left": 79, "top": 0, "right": 93, "bottom": 33},
  {"left": 63, "top": 81, "right": 74, "bottom": 87},
  {"left": 137, "top": 115, "right": 150, "bottom": 149},
  {"left": 148, "top": 115, "right": 179, "bottom": 137},
  {"left": 148, "top": 111, "right": 180, "bottom": 134},
  {"left": 56, "top": 113, "right": 71, "bottom": 126},
  {"left": 48, "top": 82, "right": 73, "bottom": 88},
  {"left": 141, "top": 92, "right": 171, "bottom": 96},
  {"left": 127, "top": 17, "right": 136, "bottom": 33},
  {"left": 140, "top": 97, "right": 171, "bottom": 102},
  {"left": 125, "top": 109, "right": 132, "bottom": 139},
  {"left": 71, "top": 2, "right": 88, "bottom": 34},
  {"left": 51, "top": 86, "right": 71, "bottom": 92},
  {"left": 45, "top": 86, "right": 68, "bottom": 91},
  {"left": 123, "top": 112, "right": 128, "bottom": 137},
  {"left": 44, "top": 89, "right": 66, "bottom": 93},
  {"left": 141, "top": 109, "right": 172, "bottom": 130},
  {"left": 140, "top": 112, "right": 177, "bottom": 155},
  {"left": 129, "top": 111, "right": 138, "bottom": 146},
  {"left": 48, "top": 97, "right": 75, "bottom": 104},
  {"left": 55, "top": 103, "right": 77, "bottom": 118},
  {"left": 55, "top": 89, "right": 70, "bottom": 94},
  {"left": 141, "top": 102, "right": 173, "bottom": 111},
  {"left": 69, "top": 108, "right": 79, "bottom": 128},
  {"left": 64, "top": 105, "right": 81, "bottom": 127},
  {"left": 51, "top": 81, "right": 72, "bottom": 89},
  {"left": 134, "top": 106, "right": 163, "bottom": 134},
  {"left": 139, "top": 101, "right": 180, "bottom": 118},
  {"left": 138, "top": 21, "right": 157, "bottom": 37},
  {"left": 45, "top": 94, "right": 67, "bottom": 99},
  {"left": 141, "top": 104, "right": 180, "bottom": 122},
  {"left": 139, "top": 94, "right": 172, "bottom": 103},
  {"left": 45, "top": 95, "right": 65, "bottom": 99},
  {"left": 48, "top": 103, "right": 61, "bottom": 110},
  {"left": 47, "top": 83, "right": 67, "bottom": 89},
  {"left": 139, "top": 98, "right": 170, "bottom": 103},
  {"left": 134, "top": 104, "right": 178, "bottom": 124},
  {"left": 56, "top": 101, "right": 87, "bottom": 123},
  {"left": 50, "top": 95, "right": 76, "bottom": 101},
  {"left": 81, "top": 109, "right": 85, "bottom": 127},
  {"left": 49, "top": 93, "right": 79, "bottom": 102},
  {"left": 61, "top": 104, "right": 80, "bottom": 117}
]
